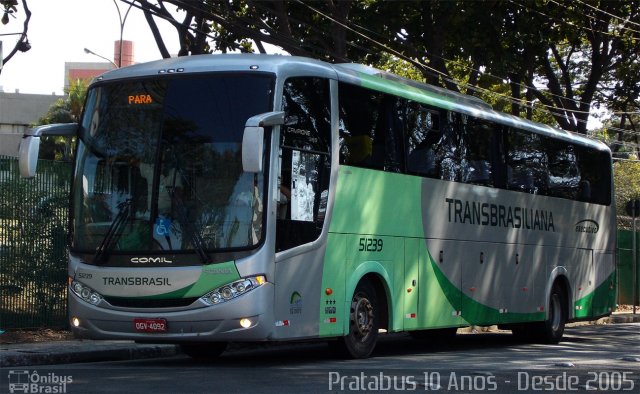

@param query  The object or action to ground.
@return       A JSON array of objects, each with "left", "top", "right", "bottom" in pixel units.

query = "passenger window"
[
  {"left": 406, "top": 102, "right": 442, "bottom": 178},
  {"left": 338, "top": 83, "right": 404, "bottom": 172},
  {"left": 460, "top": 116, "right": 497, "bottom": 187},
  {"left": 506, "top": 129, "right": 548, "bottom": 194},
  {"left": 277, "top": 77, "right": 331, "bottom": 252},
  {"left": 546, "top": 139, "right": 581, "bottom": 200},
  {"left": 575, "top": 146, "right": 611, "bottom": 205}
]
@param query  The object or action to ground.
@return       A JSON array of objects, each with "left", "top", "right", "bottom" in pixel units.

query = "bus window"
[
  {"left": 545, "top": 139, "right": 580, "bottom": 200},
  {"left": 575, "top": 146, "right": 611, "bottom": 205},
  {"left": 435, "top": 111, "right": 463, "bottom": 182},
  {"left": 506, "top": 129, "right": 548, "bottom": 194},
  {"left": 277, "top": 77, "right": 331, "bottom": 251},
  {"left": 406, "top": 101, "right": 442, "bottom": 178},
  {"left": 460, "top": 116, "right": 497, "bottom": 187},
  {"left": 338, "top": 83, "right": 404, "bottom": 172}
]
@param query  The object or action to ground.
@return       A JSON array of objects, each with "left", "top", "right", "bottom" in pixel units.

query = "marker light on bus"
[
  {"left": 200, "top": 275, "right": 267, "bottom": 306},
  {"left": 239, "top": 318, "right": 252, "bottom": 328},
  {"left": 69, "top": 278, "right": 103, "bottom": 306}
]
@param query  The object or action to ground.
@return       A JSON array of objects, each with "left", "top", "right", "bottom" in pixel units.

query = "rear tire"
[
  {"left": 180, "top": 342, "right": 227, "bottom": 360},
  {"left": 513, "top": 283, "right": 566, "bottom": 344},
  {"left": 537, "top": 284, "right": 567, "bottom": 343},
  {"left": 333, "top": 280, "right": 379, "bottom": 358}
]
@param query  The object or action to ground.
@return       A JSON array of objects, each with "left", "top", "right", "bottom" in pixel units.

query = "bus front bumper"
[{"left": 69, "top": 283, "right": 275, "bottom": 342}]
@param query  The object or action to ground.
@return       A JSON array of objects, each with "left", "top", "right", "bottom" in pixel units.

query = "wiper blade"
[
  {"left": 93, "top": 199, "right": 132, "bottom": 264},
  {"left": 166, "top": 193, "right": 210, "bottom": 264}
]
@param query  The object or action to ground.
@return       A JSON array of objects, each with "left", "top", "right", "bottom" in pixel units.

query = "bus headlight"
[
  {"left": 200, "top": 275, "right": 266, "bottom": 306},
  {"left": 69, "top": 279, "right": 103, "bottom": 306}
]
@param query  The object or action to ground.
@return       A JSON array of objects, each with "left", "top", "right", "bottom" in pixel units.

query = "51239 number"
[{"left": 359, "top": 238, "right": 383, "bottom": 252}]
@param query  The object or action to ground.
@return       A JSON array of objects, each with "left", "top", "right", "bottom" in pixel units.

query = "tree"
[
  {"left": 614, "top": 159, "right": 640, "bottom": 222},
  {"left": 36, "top": 79, "right": 87, "bottom": 161},
  {"left": 129, "top": 0, "right": 639, "bottom": 137},
  {"left": 0, "top": 0, "right": 31, "bottom": 75}
]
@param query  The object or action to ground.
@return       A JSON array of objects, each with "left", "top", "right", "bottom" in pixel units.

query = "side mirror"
[
  {"left": 242, "top": 111, "right": 284, "bottom": 173},
  {"left": 19, "top": 136, "right": 41, "bottom": 178},
  {"left": 18, "top": 123, "right": 78, "bottom": 178}
]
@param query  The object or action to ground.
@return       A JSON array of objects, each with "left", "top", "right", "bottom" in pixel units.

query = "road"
[{"left": 2, "top": 323, "right": 639, "bottom": 394}]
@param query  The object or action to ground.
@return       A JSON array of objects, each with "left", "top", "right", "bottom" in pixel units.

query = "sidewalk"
[
  {"left": 0, "top": 340, "right": 179, "bottom": 367},
  {"left": 2, "top": 313, "right": 639, "bottom": 368}
]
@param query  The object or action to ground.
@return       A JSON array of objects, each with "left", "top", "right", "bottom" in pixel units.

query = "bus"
[{"left": 19, "top": 54, "right": 616, "bottom": 359}]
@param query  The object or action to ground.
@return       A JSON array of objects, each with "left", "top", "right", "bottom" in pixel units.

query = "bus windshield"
[{"left": 72, "top": 73, "right": 274, "bottom": 258}]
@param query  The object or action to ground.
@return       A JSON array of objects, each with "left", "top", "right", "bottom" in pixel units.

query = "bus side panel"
[
  {"left": 272, "top": 244, "right": 328, "bottom": 340},
  {"left": 404, "top": 238, "right": 421, "bottom": 330},
  {"left": 571, "top": 248, "right": 595, "bottom": 319},
  {"left": 319, "top": 233, "right": 347, "bottom": 337},
  {"left": 591, "top": 251, "right": 616, "bottom": 317},
  {"left": 420, "top": 240, "right": 464, "bottom": 329},
  {"left": 344, "top": 234, "right": 404, "bottom": 332}
]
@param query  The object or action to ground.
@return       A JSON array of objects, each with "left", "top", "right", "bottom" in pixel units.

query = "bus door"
[{"left": 272, "top": 76, "right": 332, "bottom": 339}]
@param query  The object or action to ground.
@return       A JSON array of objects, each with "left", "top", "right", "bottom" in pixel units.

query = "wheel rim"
[
  {"left": 550, "top": 293, "right": 562, "bottom": 332},
  {"left": 351, "top": 293, "right": 374, "bottom": 342}
]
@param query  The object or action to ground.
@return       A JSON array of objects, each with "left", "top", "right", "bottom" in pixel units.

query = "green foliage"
[
  {"left": 0, "top": 157, "right": 70, "bottom": 327},
  {"left": 36, "top": 79, "right": 86, "bottom": 161},
  {"left": 613, "top": 160, "right": 640, "bottom": 216}
]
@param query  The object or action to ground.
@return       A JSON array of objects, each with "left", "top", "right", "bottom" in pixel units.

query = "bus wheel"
[
  {"left": 336, "top": 281, "right": 380, "bottom": 358},
  {"left": 180, "top": 342, "right": 227, "bottom": 360},
  {"left": 536, "top": 284, "right": 567, "bottom": 343}
]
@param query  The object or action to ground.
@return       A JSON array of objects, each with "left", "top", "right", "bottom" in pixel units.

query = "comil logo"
[
  {"left": 131, "top": 257, "right": 173, "bottom": 264},
  {"left": 575, "top": 219, "right": 599, "bottom": 234},
  {"left": 7, "top": 370, "right": 72, "bottom": 393}
]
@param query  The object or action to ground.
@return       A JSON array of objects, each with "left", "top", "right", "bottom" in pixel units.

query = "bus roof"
[{"left": 94, "top": 54, "right": 609, "bottom": 153}]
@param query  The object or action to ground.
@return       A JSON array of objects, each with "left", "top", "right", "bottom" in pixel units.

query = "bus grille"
[{"left": 104, "top": 297, "right": 199, "bottom": 308}]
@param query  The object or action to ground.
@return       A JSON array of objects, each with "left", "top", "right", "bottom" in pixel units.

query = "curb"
[
  {"left": 0, "top": 343, "right": 180, "bottom": 368},
  {"left": 603, "top": 314, "right": 640, "bottom": 324}
]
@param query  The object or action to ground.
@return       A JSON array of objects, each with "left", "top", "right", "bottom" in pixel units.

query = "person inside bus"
[{"left": 407, "top": 129, "right": 441, "bottom": 177}]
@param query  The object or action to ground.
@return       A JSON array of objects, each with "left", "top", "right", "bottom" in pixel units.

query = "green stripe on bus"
[
  {"left": 109, "top": 261, "right": 240, "bottom": 300},
  {"left": 574, "top": 272, "right": 616, "bottom": 319},
  {"left": 428, "top": 251, "right": 544, "bottom": 325}
]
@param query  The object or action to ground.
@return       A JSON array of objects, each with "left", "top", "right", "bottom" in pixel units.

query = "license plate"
[{"left": 134, "top": 318, "right": 167, "bottom": 333}]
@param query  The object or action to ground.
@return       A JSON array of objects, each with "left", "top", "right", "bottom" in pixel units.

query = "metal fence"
[
  {"left": 0, "top": 155, "right": 72, "bottom": 329},
  {"left": 618, "top": 229, "right": 640, "bottom": 307}
]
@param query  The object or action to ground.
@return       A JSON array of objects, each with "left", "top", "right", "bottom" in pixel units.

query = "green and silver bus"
[{"left": 19, "top": 55, "right": 616, "bottom": 358}]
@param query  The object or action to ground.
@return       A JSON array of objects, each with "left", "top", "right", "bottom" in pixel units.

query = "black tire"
[
  {"left": 540, "top": 284, "right": 567, "bottom": 343},
  {"left": 511, "top": 284, "right": 567, "bottom": 344},
  {"left": 180, "top": 342, "right": 227, "bottom": 360},
  {"left": 333, "top": 280, "right": 380, "bottom": 358}
]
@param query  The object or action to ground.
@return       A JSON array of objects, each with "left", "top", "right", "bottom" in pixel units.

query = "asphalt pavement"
[{"left": 1, "top": 313, "right": 639, "bottom": 367}]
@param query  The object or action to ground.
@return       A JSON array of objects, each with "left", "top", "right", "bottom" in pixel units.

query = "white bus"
[{"left": 20, "top": 55, "right": 616, "bottom": 358}]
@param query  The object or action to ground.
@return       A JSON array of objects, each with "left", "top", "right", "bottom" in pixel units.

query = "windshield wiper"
[
  {"left": 93, "top": 199, "right": 132, "bottom": 264},
  {"left": 169, "top": 193, "right": 210, "bottom": 265}
]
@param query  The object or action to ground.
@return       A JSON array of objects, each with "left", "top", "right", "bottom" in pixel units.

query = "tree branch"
[{"left": 1, "top": 0, "right": 31, "bottom": 70}]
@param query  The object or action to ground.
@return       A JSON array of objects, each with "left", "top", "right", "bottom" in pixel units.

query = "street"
[{"left": 2, "top": 323, "right": 639, "bottom": 393}]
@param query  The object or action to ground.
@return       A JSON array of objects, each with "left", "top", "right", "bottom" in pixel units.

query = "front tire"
[{"left": 333, "top": 280, "right": 380, "bottom": 358}]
